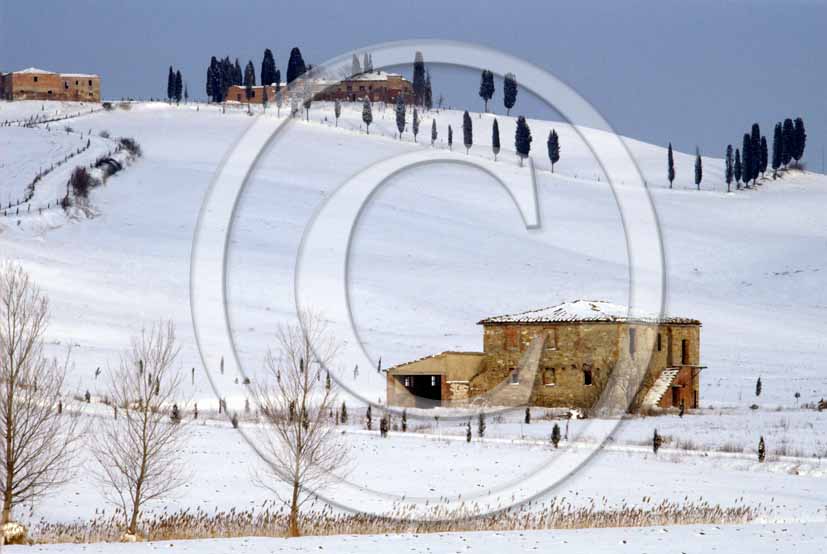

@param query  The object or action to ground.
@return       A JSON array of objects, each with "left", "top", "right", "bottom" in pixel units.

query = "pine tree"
[
  {"left": 755, "top": 376, "right": 762, "bottom": 397},
  {"left": 365, "top": 404, "right": 372, "bottom": 431},
  {"left": 725, "top": 144, "right": 734, "bottom": 193},
  {"left": 547, "top": 129, "right": 560, "bottom": 173},
  {"left": 694, "top": 147, "right": 702, "bottom": 190},
  {"left": 334, "top": 99, "right": 341, "bottom": 127},
  {"left": 395, "top": 94, "right": 406, "bottom": 139},
  {"left": 515, "top": 115, "right": 532, "bottom": 166},
  {"left": 771, "top": 122, "right": 782, "bottom": 177},
  {"left": 362, "top": 98, "right": 373, "bottom": 134},
  {"left": 431, "top": 118, "right": 437, "bottom": 146},
  {"left": 479, "top": 70, "right": 495, "bottom": 112},
  {"left": 244, "top": 61, "right": 255, "bottom": 102},
  {"left": 412, "top": 51, "right": 426, "bottom": 106},
  {"left": 448, "top": 124, "right": 453, "bottom": 151},
  {"left": 401, "top": 409, "right": 407, "bottom": 432},
  {"left": 477, "top": 412, "right": 486, "bottom": 438},
  {"left": 792, "top": 117, "right": 806, "bottom": 165},
  {"left": 734, "top": 148, "right": 742, "bottom": 189},
  {"left": 184, "top": 83, "right": 188, "bottom": 103},
  {"left": 167, "top": 66, "right": 174, "bottom": 101},
  {"left": 424, "top": 71, "right": 433, "bottom": 110},
  {"left": 760, "top": 136, "right": 768, "bottom": 177},
  {"left": 524, "top": 407, "right": 531, "bottom": 425},
  {"left": 492, "top": 119, "right": 501, "bottom": 161},
  {"left": 503, "top": 73, "right": 518, "bottom": 115},
  {"left": 274, "top": 68, "right": 281, "bottom": 92},
  {"left": 206, "top": 56, "right": 218, "bottom": 101},
  {"left": 351, "top": 54, "right": 362, "bottom": 76},
  {"left": 341, "top": 401, "right": 348, "bottom": 424},
  {"left": 262, "top": 48, "right": 277, "bottom": 86},
  {"left": 781, "top": 118, "right": 794, "bottom": 168},
  {"left": 653, "top": 428, "right": 662, "bottom": 454},
  {"left": 363, "top": 52, "right": 371, "bottom": 73},
  {"left": 233, "top": 59, "right": 242, "bottom": 85},
  {"left": 758, "top": 436, "right": 766, "bottom": 462},
  {"left": 174, "top": 70, "right": 183, "bottom": 103},
  {"left": 286, "top": 47, "right": 307, "bottom": 83},
  {"left": 412, "top": 108, "right": 419, "bottom": 142},
  {"left": 462, "top": 110, "right": 473, "bottom": 154},
  {"left": 667, "top": 142, "right": 675, "bottom": 188},
  {"left": 551, "top": 423, "right": 561, "bottom": 448},
  {"left": 466, "top": 420, "right": 472, "bottom": 443},
  {"left": 742, "top": 134, "right": 752, "bottom": 188}
]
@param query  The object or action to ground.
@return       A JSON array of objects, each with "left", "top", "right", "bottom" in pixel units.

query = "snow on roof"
[
  {"left": 478, "top": 300, "right": 699, "bottom": 325},
  {"left": 60, "top": 73, "right": 98, "bottom": 78},
  {"left": 15, "top": 67, "right": 57, "bottom": 74},
  {"left": 348, "top": 70, "right": 404, "bottom": 82}
]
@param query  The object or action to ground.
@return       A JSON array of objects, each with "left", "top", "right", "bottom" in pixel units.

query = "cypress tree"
[
  {"left": 547, "top": 129, "right": 560, "bottom": 173},
  {"left": 758, "top": 436, "right": 766, "bottom": 462},
  {"left": 760, "top": 136, "right": 768, "bottom": 178},
  {"left": 412, "top": 107, "right": 419, "bottom": 142},
  {"left": 167, "top": 66, "right": 174, "bottom": 101},
  {"left": 234, "top": 59, "right": 242, "bottom": 85},
  {"left": 551, "top": 423, "right": 561, "bottom": 448},
  {"left": 395, "top": 94, "right": 406, "bottom": 139},
  {"left": 515, "top": 115, "right": 532, "bottom": 166},
  {"left": 334, "top": 99, "right": 341, "bottom": 127},
  {"left": 448, "top": 124, "right": 453, "bottom": 151},
  {"left": 424, "top": 71, "right": 433, "bottom": 111},
  {"left": 503, "top": 73, "right": 518, "bottom": 115},
  {"left": 286, "top": 47, "right": 307, "bottom": 83},
  {"left": 667, "top": 142, "right": 675, "bottom": 188},
  {"left": 479, "top": 70, "right": 495, "bottom": 112},
  {"left": 351, "top": 53, "right": 362, "bottom": 76},
  {"left": 174, "top": 70, "right": 183, "bottom": 103},
  {"left": 362, "top": 98, "right": 373, "bottom": 134},
  {"left": 431, "top": 118, "right": 437, "bottom": 146},
  {"left": 274, "top": 68, "right": 281, "bottom": 92},
  {"left": 694, "top": 147, "right": 702, "bottom": 190},
  {"left": 363, "top": 52, "right": 371, "bottom": 73},
  {"left": 206, "top": 57, "right": 216, "bottom": 101},
  {"left": 725, "top": 145, "right": 733, "bottom": 193},
  {"left": 781, "top": 118, "right": 794, "bottom": 167},
  {"left": 466, "top": 420, "right": 472, "bottom": 443},
  {"left": 742, "top": 134, "right": 752, "bottom": 188},
  {"left": 772, "top": 122, "right": 782, "bottom": 177},
  {"left": 412, "top": 51, "right": 426, "bottom": 105},
  {"left": 244, "top": 61, "right": 256, "bottom": 87},
  {"left": 492, "top": 119, "right": 501, "bottom": 161},
  {"left": 462, "top": 110, "right": 473, "bottom": 154},
  {"left": 750, "top": 123, "right": 761, "bottom": 185},
  {"left": 734, "top": 148, "right": 742, "bottom": 189},
  {"left": 792, "top": 117, "right": 806, "bottom": 165},
  {"left": 261, "top": 48, "right": 276, "bottom": 86},
  {"left": 755, "top": 376, "right": 762, "bottom": 397}
]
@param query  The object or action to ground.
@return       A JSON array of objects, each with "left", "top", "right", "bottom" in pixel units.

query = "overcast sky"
[{"left": 2, "top": 0, "right": 825, "bottom": 170}]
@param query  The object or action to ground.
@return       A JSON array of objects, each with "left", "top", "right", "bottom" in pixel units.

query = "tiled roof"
[{"left": 478, "top": 300, "right": 700, "bottom": 325}]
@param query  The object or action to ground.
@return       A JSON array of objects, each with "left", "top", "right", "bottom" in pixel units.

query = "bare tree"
[
  {"left": 93, "top": 321, "right": 189, "bottom": 536},
  {"left": 253, "top": 311, "right": 348, "bottom": 537},
  {"left": 0, "top": 263, "right": 79, "bottom": 525}
]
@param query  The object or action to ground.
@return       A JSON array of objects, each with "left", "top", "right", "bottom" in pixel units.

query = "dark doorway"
[
  {"left": 400, "top": 375, "right": 442, "bottom": 408},
  {"left": 671, "top": 386, "right": 680, "bottom": 407}
]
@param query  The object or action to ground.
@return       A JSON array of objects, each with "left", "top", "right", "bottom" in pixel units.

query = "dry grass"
[{"left": 30, "top": 497, "right": 762, "bottom": 544}]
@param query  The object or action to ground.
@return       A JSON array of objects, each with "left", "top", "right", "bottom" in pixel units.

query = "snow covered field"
[{"left": 1, "top": 100, "right": 825, "bottom": 549}]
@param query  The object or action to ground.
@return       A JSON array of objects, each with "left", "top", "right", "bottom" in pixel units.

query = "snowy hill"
[{"left": 1, "top": 100, "right": 825, "bottom": 411}]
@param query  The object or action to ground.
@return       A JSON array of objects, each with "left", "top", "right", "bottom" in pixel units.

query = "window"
[
  {"left": 629, "top": 328, "right": 637, "bottom": 355},
  {"left": 681, "top": 339, "right": 689, "bottom": 365},
  {"left": 75, "top": 80, "right": 79, "bottom": 85},
  {"left": 88, "top": 79, "right": 92, "bottom": 86},
  {"left": 657, "top": 333, "right": 662, "bottom": 352},
  {"left": 64, "top": 81, "right": 69, "bottom": 90},
  {"left": 33, "top": 76, "right": 38, "bottom": 82},
  {"left": 543, "top": 368, "right": 556, "bottom": 386},
  {"left": 403, "top": 377, "right": 411, "bottom": 387},
  {"left": 584, "top": 369, "right": 593, "bottom": 386},
  {"left": 431, "top": 375, "right": 437, "bottom": 387},
  {"left": 510, "top": 369, "right": 519, "bottom": 384}
]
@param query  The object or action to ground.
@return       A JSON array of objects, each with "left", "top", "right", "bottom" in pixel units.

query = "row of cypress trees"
[
  {"left": 205, "top": 47, "right": 307, "bottom": 103},
  {"left": 479, "top": 70, "right": 518, "bottom": 115},
  {"left": 667, "top": 117, "right": 807, "bottom": 192}
]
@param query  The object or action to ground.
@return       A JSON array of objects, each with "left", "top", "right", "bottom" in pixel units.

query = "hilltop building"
[
  {"left": 386, "top": 300, "right": 704, "bottom": 414},
  {"left": 0, "top": 67, "right": 100, "bottom": 102}
]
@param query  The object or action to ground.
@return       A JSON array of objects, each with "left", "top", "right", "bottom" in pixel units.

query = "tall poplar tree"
[
  {"left": 479, "top": 70, "right": 495, "bottom": 112},
  {"left": 462, "top": 110, "right": 473, "bottom": 154},
  {"left": 694, "top": 147, "right": 703, "bottom": 190},
  {"left": 515, "top": 116, "right": 532, "bottom": 166},
  {"left": 667, "top": 142, "right": 675, "bottom": 188},
  {"left": 503, "top": 73, "right": 518, "bottom": 115},
  {"left": 725, "top": 144, "right": 734, "bottom": 193},
  {"left": 492, "top": 119, "right": 501, "bottom": 161},
  {"left": 412, "top": 51, "right": 426, "bottom": 106},
  {"left": 395, "top": 94, "right": 406, "bottom": 139},
  {"left": 547, "top": 129, "right": 560, "bottom": 172}
]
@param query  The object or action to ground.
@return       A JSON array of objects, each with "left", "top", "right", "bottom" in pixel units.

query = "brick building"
[
  {"left": 1, "top": 67, "right": 100, "bottom": 102},
  {"left": 387, "top": 300, "right": 703, "bottom": 414}
]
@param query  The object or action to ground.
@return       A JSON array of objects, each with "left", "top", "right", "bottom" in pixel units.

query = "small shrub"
[
  {"left": 551, "top": 423, "right": 561, "bottom": 448},
  {"left": 117, "top": 102, "right": 132, "bottom": 111},
  {"left": 119, "top": 137, "right": 142, "bottom": 157},
  {"left": 99, "top": 130, "right": 111, "bottom": 139},
  {"left": 231, "top": 413, "right": 239, "bottom": 429},
  {"left": 758, "top": 436, "right": 766, "bottom": 462},
  {"left": 68, "top": 166, "right": 94, "bottom": 199}
]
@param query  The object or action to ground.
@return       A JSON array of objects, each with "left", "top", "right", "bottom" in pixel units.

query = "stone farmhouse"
[
  {"left": 0, "top": 67, "right": 100, "bottom": 102},
  {"left": 386, "top": 300, "right": 704, "bottom": 414},
  {"left": 225, "top": 71, "right": 413, "bottom": 105}
]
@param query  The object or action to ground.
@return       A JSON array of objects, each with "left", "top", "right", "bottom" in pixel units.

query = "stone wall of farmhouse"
[{"left": 472, "top": 322, "right": 700, "bottom": 411}]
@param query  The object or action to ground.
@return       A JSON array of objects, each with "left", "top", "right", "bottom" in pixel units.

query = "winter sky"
[{"left": 2, "top": 0, "right": 825, "bottom": 172}]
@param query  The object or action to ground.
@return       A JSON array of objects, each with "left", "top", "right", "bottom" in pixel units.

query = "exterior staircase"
[{"left": 640, "top": 368, "right": 680, "bottom": 410}]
